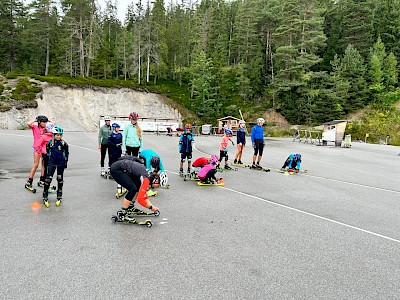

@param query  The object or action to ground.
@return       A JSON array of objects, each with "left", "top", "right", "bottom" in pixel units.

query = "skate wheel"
[
  {"left": 32, "top": 189, "right": 37, "bottom": 193},
  {"left": 146, "top": 221, "right": 152, "bottom": 227},
  {"left": 111, "top": 216, "right": 118, "bottom": 223},
  {"left": 154, "top": 191, "right": 158, "bottom": 196},
  {"left": 154, "top": 210, "right": 160, "bottom": 217}
]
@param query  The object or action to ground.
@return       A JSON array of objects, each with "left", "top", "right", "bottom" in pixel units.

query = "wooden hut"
[
  {"left": 217, "top": 116, "right": 241, "bottom": 134},
  {"left": 322, "top": 120, "right": 348, "bottom": 146}
]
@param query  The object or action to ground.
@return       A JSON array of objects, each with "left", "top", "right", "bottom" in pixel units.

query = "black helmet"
[
  {"left": 151, "top": 156, "right": 160, "bottom": 169},
  {"left": 36, "top": 115, "right": 48, "bottom": 123}
]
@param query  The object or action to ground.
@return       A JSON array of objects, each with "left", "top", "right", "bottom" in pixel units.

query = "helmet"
[
  {"left": 46, "top": 122, "right": 54, "bottom": 131},
  {"left": 257, "top": 118, "right": 265, "bottom": 123},
  {"left": 225, "top": 129, "right": 233, "bottom": 135},
  {"left": 210, "top": 154, "right": 219, "bottom": 164},
  {"left": 36, "top": 115, "right": 48, "bottom": 123},
  {"left": 104, "top": 116, "right": 111, "bottom": 121},
  {"left": 185, "top": 123, "right": 192, "bottom": 130},
  {"left": 294, "top": 154, "right": 302, "bottom": 162},
  {"left": 159, "top": 172, "right": 168, "bottom": 187},
  {"left": 112, "top": 123, "right": 120, "bottom": 128},
  {"left": 239, "top": 120, "right": 246, "bottom": 124},
  {"left": 150, "top": 156, "right": 160, "bottom": 169},
  {"left": 129, "top": 112, "right": 139, "bottom": 120},
  {"left": 52, "top": 125, "right": 64, "bottom": 135}
]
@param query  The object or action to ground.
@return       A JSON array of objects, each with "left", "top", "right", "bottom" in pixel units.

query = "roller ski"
[
  {"left": 198, "top": 179, "right": 224, "bottom": 187},
  {"left": 247, "top": 164, "right": 270, "bottom": 172},
  {"left": 111, "top": 210, "right": 152, "bottom": 227},
  {"left": 276, "top": 168, "right": 307, "bottom": 175},
  {"left": 232, "top": 160, "right": 246, "bottom": 168},
  {"left": 126, "top": 206, "right": 160, "bottom": 217},
  {"left": 146, "top": 189, "right": 158, "bottom": 197},
  {"left": 42, "top": 191, "right": 50, "bottom": 208},
  {"left": 55, "top": 190, "right": 62, "bottom": 207},
  {"left": 100, "top": 168, "right": 110, "bottom": 179},
  {"left": 37, "top": 181, "right": 57, "bottom": 193},
  {"left": 115, "top": 185, "right": 128, "bottom": 199},
  {"left": 25, "top": 181, "right": 37, "bottom": 193}
]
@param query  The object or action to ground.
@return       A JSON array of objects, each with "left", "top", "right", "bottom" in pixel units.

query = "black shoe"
[
  {"left": 234, "top": 159, "right": 237, "bottom": 164},
  {"left": 238, "top": 160, "right": 243, "bottom": 164}
]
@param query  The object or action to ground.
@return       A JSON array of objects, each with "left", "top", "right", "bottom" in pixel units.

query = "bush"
[
  {"left": 0, "top": 83, "right": 4, "bottom": 94},
  {"left": 11, "top": 78, "right": 42, "bottom": 101}
]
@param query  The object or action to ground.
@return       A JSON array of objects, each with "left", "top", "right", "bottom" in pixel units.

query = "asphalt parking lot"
[{"left": 1, "top": 130, "right": 400, "bottom": 299}]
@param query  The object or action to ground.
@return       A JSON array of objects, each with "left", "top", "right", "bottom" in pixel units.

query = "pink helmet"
[
  {"left": 210, "top": 154, "right": 219, "bottom": 164},
  {"left": 129, "top": 112, "right": 139, "bottom": 120}
]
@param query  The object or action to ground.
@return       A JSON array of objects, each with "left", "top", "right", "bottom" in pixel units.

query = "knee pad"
[
  {"left": 44, "top": 176, "right": 52, "bottom": 184},
  {"left": 181, "top": 158, "right": 185, "bottom": 163},
  {"left": 187, "top": 159, "right": 191, "bottom": 163},
  {"left": 56, "top": 175, "right": 63, "bottom": 183}
]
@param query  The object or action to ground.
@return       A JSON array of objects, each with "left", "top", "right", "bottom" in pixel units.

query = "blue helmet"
[
  {"left": 112, "top": 123, "right": 120, "bottom": 128},
  {"left": 225, "top": 129, "right": 233, "bottom": 135},
  {"left": 294, "top": 154, "right": 301, "bottom": 161},
  {"left": 52, "top": 125, "right": 64, "bottom": 135}
]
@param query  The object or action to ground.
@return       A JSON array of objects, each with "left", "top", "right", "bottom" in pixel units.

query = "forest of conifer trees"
[{"left": 1, "top": 0, "right": 400, "bottom": 126}]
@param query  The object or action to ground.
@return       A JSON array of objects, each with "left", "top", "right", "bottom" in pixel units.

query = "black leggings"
[
  {"left": 110, "top": 162, "right": 140, "bottom": 201},
  {"left": 100, "top": 144, "right": 109, "bottom": 168},
  {"left": 126, "top": 146, "right": 140, "bottom": 157},
  {"left": 44, "top": 165, "right": 65, "bottom": 193},
  {"left": 253, "top": 139, "right": 264, "bottom": 156},
  {"left": 202, "top": 169, "right": 217, "bottom": 182}
]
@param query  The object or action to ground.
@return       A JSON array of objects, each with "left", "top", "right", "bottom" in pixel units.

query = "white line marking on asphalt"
[
  {"left": 193, "top": 143, "right": 400, "bottom": 194},
  {"left": 220, "top": 186, "right": 400, "bottom": 244}
]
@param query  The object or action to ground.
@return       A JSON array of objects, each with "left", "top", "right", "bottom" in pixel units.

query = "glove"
[
  {"left": 231, "top": 141, "right": 235, "bottom": 146},
  {"left": 252, "top": 143, "right": 256, "bottom": 148}
]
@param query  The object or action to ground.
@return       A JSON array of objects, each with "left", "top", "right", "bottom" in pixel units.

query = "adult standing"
[
  {"left": 250, "top": 117, "right": 265, "bottom": 169},
  {"left": 98, "top": 116, "right": 112, "bottom": 175},
  {"left": 122, "top": 112, "right": 143, "bottom": 157}
]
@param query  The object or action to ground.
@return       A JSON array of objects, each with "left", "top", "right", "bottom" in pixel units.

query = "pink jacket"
[
  {"left": 34, "top": 132, "right": 53, "bottom": 155},
  {"left": 198, "top": 164, "right": 216, "bottom": 180}
]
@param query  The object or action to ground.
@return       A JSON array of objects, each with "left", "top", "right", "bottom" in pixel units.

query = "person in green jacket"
[
  {"left": 122, "top": 112, "right": 143, "bottom": 157},
  {"left": 98, "top": 116, "right": 113, "bottom": 175}
]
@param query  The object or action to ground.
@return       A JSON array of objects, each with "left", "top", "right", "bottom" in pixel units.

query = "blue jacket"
[
  {"left": 179, "top": 132, "right": 194, "bottom": 153},
  {"left": 251, "top": 125, "right": 264, "bottom": 143},
  {"left": 139, "top": 149, "right": 165, "bottom": 172},
  {"left": 47, "top": 139, "right": 69, "bottom": 167},
  {"left": 109, "top": 132, "right": 123, "bottom": 156}
]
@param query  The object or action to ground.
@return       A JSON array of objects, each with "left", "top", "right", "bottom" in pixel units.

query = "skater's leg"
[
  {"left": 56, "top": 166, "right": 65, "bottom": 197},
  {"left": 100, "top": 144, "right": 107, "bottom": 168},
  {"left": 136, "top": 177, "right": 158, "bottom": 212},
  {"left": 28, "top": 152, "right": 41, "bottom": 181}
]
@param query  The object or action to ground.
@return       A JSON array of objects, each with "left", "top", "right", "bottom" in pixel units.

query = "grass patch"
[{"left": 11, "top": 78, "right": 42, "bottom": 101}]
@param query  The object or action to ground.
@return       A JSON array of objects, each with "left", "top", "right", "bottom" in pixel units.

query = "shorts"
[
  {"left": 181, "top": 152, "right": 192, "bottom": 160},
  {"left": 219, "top": 150, "right": 228, "bottom": 161}
]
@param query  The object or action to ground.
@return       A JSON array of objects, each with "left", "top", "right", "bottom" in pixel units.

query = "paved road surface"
[{"left": 1, "top": 130, "right": 400, "bottom": 299}]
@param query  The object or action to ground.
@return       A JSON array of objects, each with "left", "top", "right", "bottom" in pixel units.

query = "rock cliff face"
[{"left": 0, "top": 83, "right": 182, "bottom": 131}]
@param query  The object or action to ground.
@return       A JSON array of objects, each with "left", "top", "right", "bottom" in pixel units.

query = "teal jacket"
[
  {"left": 139, "top": 149, "right": 165, "bottom": 172},
  {"left": 98, "top": 124, "right": 112, "bottom": 145},
  {"left": 122, "top": 123, "right": 143, "bottom": 152}
]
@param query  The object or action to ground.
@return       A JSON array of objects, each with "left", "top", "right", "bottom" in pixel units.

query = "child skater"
[
  {"left": 42, "top": 126, "right": 69, "bottom": 208},
  {"left": 178, "top": 123, "right": 194, "bottom": 176},
  {"left": 281, "top": 154, "right": 302, "bottom": 173},
  {"left": 25, "top": 115, "right": 49, "bottom": 192},
  {"left": 109, "top": 123, "right": 123, "bottom": 167},
  {"left": 218, "top": 129, "right": 235, "bottom": 170},
  {"left": 198, "top": 155, "right": 222, "bottom": 184},
  {"left": 234, "top": 120, "right": 246, "bottom": 165}
]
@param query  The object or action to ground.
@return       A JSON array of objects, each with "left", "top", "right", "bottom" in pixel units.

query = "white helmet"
[
  {"left": 104, "top": 116, "right": 111, "bottom": 121},
  {"left": 159, "top": 172, "right": 168, "bottom": 187},
  {"left": 46, "top": 122, "right": 54, "bottom": 131},
  {"left": 239, "top": 120, "right": 246, "bottom": 124},
  {"left": 257, "top": 118, "right": 265, "bottom": 123}
]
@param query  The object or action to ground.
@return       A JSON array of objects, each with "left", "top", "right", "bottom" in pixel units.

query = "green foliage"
[
  {"left": 11, "top": 78, "right": 42, "bottom": 101},
  {"left": 346, "top": 105, "right": 400, "bottom": 146},
  {"left": 0, "top": 84, "right": 4, "bottom": 94}
]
